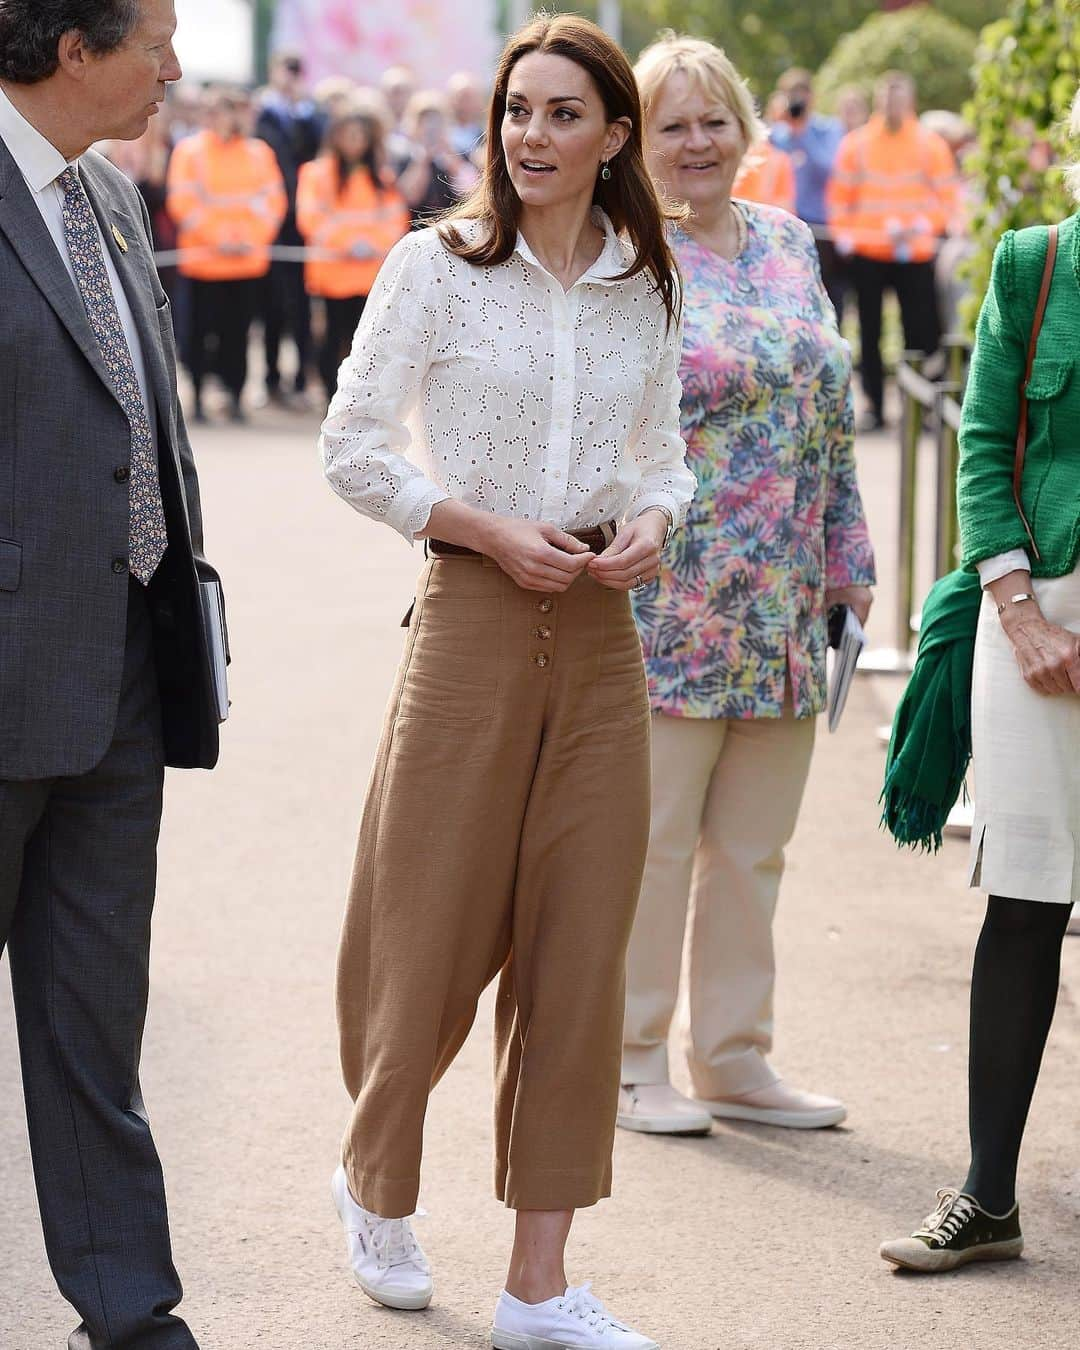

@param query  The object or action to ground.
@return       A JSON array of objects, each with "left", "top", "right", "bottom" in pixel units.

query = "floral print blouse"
[{"left": 633, "top": 202, "right": 876, "bottom": 720}]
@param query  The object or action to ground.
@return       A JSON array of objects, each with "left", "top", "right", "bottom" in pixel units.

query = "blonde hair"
[
  {"left": 1067, "top": 87, "right": 1080, "bottom": 204},
  {"left": 634, "top": 32, "right": 766, "bottom": 151}
]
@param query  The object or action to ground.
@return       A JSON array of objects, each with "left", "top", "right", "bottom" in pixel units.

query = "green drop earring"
[{"left": 601, "top": 160, "right": 612, "bottom": 181}]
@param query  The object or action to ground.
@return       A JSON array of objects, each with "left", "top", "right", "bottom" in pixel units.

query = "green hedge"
[{"left": 816, "top": 7, "right": 978, "bottom": 114}]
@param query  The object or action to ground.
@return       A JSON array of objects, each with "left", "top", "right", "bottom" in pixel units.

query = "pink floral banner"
[{"left": 270, "top": 0, "right": 499, "bottom": 88}]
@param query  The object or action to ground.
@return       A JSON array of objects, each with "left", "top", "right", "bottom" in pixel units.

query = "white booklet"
[
  {"left": 827, "top": 607, "right": 866, "bottom": 733},
  {"left": 198, "top": 579, "right": 230, "bottom": 723}
]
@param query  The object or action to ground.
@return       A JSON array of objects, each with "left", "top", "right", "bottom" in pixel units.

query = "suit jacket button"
[
  {"left": 112, "top": 556, "right": 128, "bottom": 574},
  {"left": 114, "top": 465, "right": 130, "bottom": 482}
]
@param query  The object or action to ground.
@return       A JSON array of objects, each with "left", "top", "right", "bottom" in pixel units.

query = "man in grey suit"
[{"left": 0, "top": 2, "right": 223, "bottom": 1345}]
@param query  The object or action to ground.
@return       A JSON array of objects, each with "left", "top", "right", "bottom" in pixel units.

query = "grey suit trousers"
[{"left": 0, "top": 582, "right": 196, "bottom": 1350}]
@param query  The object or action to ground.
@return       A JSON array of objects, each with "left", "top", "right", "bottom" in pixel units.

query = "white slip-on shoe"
[
  {"left": 616, "top": 1084, "right": 712, "bottom": 1135},
  {"left": 331, "top": 1165, "right": 433, "bottom": 1311},
  {"left": 701, "top": 1079, "right": 847, "bottom": 1129},
  {"left": 491, "top": 1283, "right": 659, "bottom": 1349}
]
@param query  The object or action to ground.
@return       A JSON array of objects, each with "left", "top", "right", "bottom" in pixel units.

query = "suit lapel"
[
  {"left": 80, "top": 155, "right": 174, "bottom": 426},
  {"left": 0, "top": 135, "right": 124, "bottom": 412}
]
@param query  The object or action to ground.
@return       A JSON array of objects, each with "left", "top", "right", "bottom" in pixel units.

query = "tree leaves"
[{"left": 961, "top": 0, "right": 1080, "bottom": 330}]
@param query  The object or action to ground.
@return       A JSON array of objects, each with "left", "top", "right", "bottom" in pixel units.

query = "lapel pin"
[{"left": 111, "top": 224, "right": 129, "bottom": 254}]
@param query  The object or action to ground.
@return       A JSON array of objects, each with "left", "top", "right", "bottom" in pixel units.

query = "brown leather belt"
[{"left": 428, "top": 522, "right": 615, "bottom": 558}]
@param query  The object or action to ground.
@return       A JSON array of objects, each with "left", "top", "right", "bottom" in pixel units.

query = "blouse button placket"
[{"left": 541, "top": 280, "right": 576, "bottom": 522}]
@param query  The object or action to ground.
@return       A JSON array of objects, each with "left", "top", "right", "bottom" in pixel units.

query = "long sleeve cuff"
[
  {"left": 625, "top": 492, "right": 681, "bottom": 531},
  {"left": 976, "top": 549, "right": 1031, "bottom": 588}
]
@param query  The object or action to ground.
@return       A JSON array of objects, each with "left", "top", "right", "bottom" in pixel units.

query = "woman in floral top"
[{"left": 618, "top": 36, "right": 876, "bottom": 1138}]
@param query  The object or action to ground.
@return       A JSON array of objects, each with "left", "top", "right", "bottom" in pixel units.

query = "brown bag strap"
[{"left": 1013, "top": 223, "right": 1059, "bottom": 559}]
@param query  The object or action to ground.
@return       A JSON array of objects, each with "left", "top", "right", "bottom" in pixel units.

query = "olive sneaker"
[{"left": 880, "top": 1188, "right": 1023, "bottom": 1273}]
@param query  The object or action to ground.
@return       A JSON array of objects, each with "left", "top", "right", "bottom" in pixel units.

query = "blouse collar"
[{"left": 513, "top": 207, "right": 629, "bottom": 288}]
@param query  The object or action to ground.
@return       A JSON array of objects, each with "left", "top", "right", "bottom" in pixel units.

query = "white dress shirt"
[
  {"left": 0, "top": 84, "right": 154, "bottom": 424},
  {"left": 320, "top": 210, "right": 695, "bottom": 541}
]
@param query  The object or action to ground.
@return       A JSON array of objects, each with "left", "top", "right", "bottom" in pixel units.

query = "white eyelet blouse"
[{"left": 319, "top": 209, "right": 695, "bottom": 541}]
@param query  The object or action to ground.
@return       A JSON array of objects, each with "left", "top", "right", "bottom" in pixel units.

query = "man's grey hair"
[{"left": 0, "top": 0, "right": 141, "bottom": 84}]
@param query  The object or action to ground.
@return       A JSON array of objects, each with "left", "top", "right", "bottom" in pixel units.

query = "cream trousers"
[{"left": 622, "top": 706, "right": 815, "bottom": 1098}]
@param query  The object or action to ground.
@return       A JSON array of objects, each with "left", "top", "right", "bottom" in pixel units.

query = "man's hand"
[{"left": 587, "top": 510, "right": 667, "bottom": 592}]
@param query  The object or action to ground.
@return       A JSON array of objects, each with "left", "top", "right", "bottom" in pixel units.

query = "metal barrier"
[{"left": 860, "top": 335, "right": 970, "bottom": 674}]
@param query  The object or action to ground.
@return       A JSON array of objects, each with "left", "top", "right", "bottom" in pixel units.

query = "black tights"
[{"left": 963, "top": 894, "right": 1072, "bottom": 1214}]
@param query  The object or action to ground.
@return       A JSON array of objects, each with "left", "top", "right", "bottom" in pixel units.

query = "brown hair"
[
  {"left": 324, "top": 106, "right": 386, "bottom": 200},
  {"left": 438, "top": 13, "right": 685, "bottom": 327}
]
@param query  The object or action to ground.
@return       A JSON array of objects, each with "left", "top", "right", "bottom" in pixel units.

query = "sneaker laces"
[
  {"left": 914, "top": 1188, "right": 976, "bottom": 1247},
  {"left": 558, "top": 1283, "right": 630, "bottom": 1334},
  {"left": 368, "top": 1215, "right": 429, "bottom": 1273}
]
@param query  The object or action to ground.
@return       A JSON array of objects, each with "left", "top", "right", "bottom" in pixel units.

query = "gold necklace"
[{"left": 729, "top": 201, "right": 748, "bottom": 256}]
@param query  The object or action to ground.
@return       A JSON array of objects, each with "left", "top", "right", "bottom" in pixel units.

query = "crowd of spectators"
[
  {"left": 99, "top": 48, "right": 984, "bottom": 427},
  {"left": 99, "top": 52, "right": 487, "bottom": 421}
]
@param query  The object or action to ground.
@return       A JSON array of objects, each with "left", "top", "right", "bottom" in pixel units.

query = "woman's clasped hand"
[
  {"left": 1001, "top": 605, "right": 1080, "bottom": 696},
  {"left": 476, "top": 511, "right": 668, "bottom": 594}
]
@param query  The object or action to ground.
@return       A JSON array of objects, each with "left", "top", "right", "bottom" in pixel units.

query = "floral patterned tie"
[{"left": 58, "top": 166, "right": 167, "bottom": 584}]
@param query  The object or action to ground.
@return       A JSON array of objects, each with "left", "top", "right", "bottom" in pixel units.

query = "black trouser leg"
[
  {"left": 261, "top": 264, "right": 284, "bottom": 394},
  {"left": 319, "top": 295, "right": 366, "bottom": 402},
  {"left": 285, "top": 262, "right": 312, "bottom": 393},
  {"left": 851, "top": 255, "right": 887, "bottom": 417},
  {"left": 3, "top": 583, "right": 197, "bottom": 1349},
  {"left": 183, "top": 279, "right": 215, "bottom": 404},
  {"left": 962, "top": 894, "right": 1072, "bottom": 1215},
  {"left": 815, "top": 235, "right": 848, "bottom": 327},
  {"left": 215, "top": 278, "right": 257, "bottom": 403},
  {"left": 894, "top": 258, "right": 942, "bottom": 365}
]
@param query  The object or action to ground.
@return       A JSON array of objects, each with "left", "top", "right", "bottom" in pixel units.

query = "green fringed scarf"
[{"left": 881, "top": 568, "right": 983, "bottom": 851}]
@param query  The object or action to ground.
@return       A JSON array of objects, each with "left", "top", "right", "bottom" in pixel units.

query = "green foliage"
[
  {"left": 815, "top": 8, "right": 978, "bottom": 114},
  {"left": 961, "top": 0, "right": 1080, "bottom": 330},
  {"left": 623, "top": 2, "right": 1007, "bottom": 96},
  {"left": 637, "top": 0, "right": 878, "bottom": 90},
  {"left": 935, "top": 0, "right": 1009, "bottom": 28}
]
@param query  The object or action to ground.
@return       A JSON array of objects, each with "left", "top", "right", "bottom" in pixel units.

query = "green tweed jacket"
[{"left": 957, "top": 210, "right": 1080, "bottom": 577}]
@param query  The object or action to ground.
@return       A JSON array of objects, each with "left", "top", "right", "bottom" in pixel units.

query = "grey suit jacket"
[{"left": 0, "top": 136, "right": 223, "bottom": 779}]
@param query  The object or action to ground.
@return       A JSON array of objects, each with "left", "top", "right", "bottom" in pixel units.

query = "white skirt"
[{"left": 969, "top": 564, "right": 1080, "bottom": 903}]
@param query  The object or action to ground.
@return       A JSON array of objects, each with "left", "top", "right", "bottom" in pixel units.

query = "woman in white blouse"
[{"left": 319, "top": 16, "right": 693, "bottom": 1350}]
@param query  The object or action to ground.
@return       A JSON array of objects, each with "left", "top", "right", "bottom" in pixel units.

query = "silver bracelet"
[{"left": 996, "top": 592, "right": 1036, "bottom": 615}]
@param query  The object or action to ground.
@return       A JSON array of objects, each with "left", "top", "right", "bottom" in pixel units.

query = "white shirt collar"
[
  {"left": 0, "top": 82, "right": 77, "bottom": 193},
  {"left": 513, "top": 208, "right": 629, "bottom": 288}
]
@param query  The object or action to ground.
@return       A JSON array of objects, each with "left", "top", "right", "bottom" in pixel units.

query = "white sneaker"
[
  {"left": 701, "top": 1079, "right": 846, "bottom": 1129},
  {"left": 330, "top": 1165, "right": 433, "bottom": 1311},
  {"left": 616, "top": 1084, "right": 712, "bottom": 1135},
  {"left": 492, "top": 1284, "right": 659, "bottom": 1349}
]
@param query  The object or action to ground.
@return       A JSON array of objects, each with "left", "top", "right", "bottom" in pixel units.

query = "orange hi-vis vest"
[
  {"left": 296, "top": 157, "right": 410, "bottom": 300},
  {"left": 166, "top": 130, "right": 287, "bottom": 282},
  {"left": 826, "top": 115, "right": 957, "bottom": 263},
  {"left": 733, "top": 142, "right": 796, "bottom": 214}
]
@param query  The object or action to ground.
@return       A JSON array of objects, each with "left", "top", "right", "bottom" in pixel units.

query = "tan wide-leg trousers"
[
  {"left": 622, "top": 706, "right": 815, "bottom": 1098},
  {"left": 338, "top": 555, "right": 651, "bottom": 1218}
]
